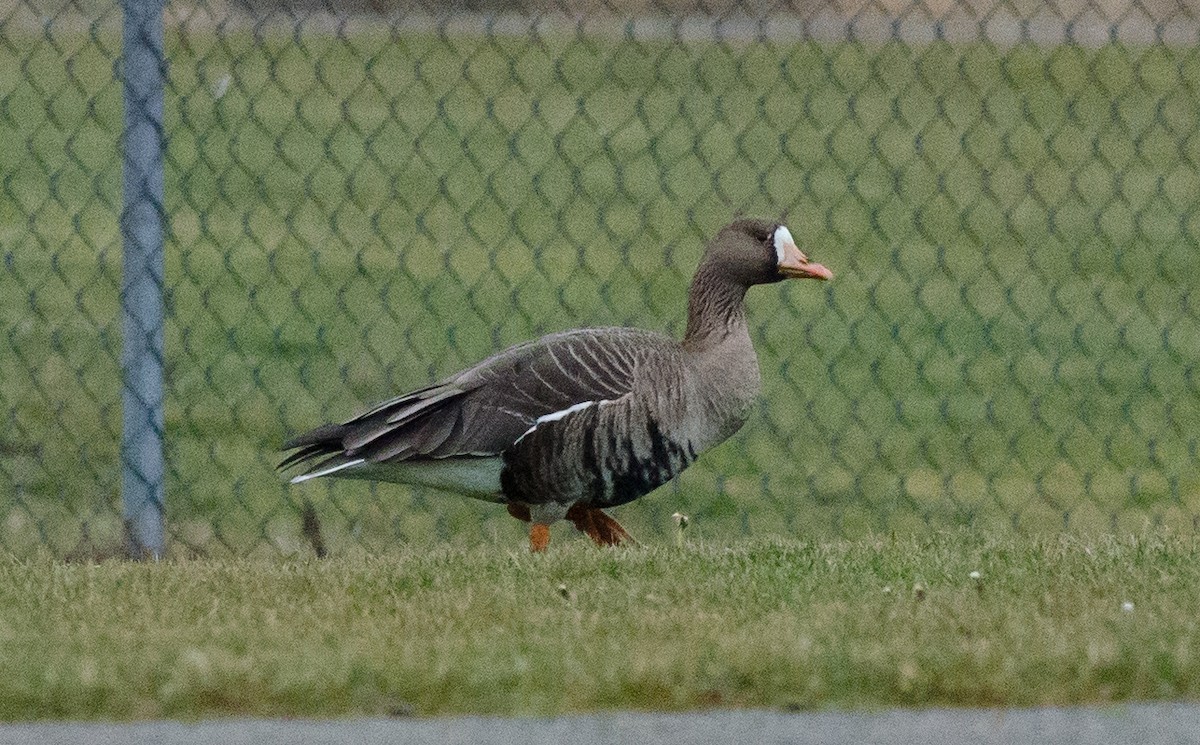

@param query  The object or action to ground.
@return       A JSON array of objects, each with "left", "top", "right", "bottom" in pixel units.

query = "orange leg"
[
  {"left": 508, "top": 503, "right": 551, "bottom": 553},
  {"left": 566, "top": 505, "right": 635, "bottom": 547},
  {"left": 529, "top": 523, "right": 551, "bottom": 553}
]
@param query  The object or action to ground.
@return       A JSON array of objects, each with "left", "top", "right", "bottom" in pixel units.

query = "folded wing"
[{"left": 280, "top": 327, "right": 676, "bottom": 480}]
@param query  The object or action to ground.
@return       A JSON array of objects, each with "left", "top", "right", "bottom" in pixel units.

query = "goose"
[{"left": 280, "top": 218, "right": 832, "bottom": 551}]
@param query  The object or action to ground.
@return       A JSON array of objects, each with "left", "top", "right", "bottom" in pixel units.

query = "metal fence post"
[{"left": 120, "top": 0, "right": 166, "bottom": 559}]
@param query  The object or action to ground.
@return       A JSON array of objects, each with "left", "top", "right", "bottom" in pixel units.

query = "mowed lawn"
[
  {"left": 1, "top": 14, "right": 1199, "bottom": 556},
  {"left": 3, "top": 532, "right": 1200, "bottom": 720}
]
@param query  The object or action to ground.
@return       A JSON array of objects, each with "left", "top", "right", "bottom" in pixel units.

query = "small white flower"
[
  {"left": 1121, "top": 601, "right": 1135, "bottom": 613},
  {"left": 671, "top": 512, "right": 690, "bottom": 548},
  {"left": 968, "top": 571, "right": 981, "bottom": 580},
  {"left": 882, "top": 585, "right": 892, "bottom": 594}
]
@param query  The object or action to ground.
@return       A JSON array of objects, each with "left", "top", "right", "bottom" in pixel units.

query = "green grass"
[
  {"left": 3, "top": 532, "right": 1200, "bottom": 720},
  {"left": 1, "top": 15, "right": 1199, "bottom": 556}
]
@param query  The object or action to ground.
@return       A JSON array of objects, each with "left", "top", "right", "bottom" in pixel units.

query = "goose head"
[{"left": 704, "top": 217, "right": 833, "bottom": 287}]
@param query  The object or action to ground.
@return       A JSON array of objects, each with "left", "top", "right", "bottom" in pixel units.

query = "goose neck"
[{"left": 682, "top": 265, "right": 749, "bottom": 349}]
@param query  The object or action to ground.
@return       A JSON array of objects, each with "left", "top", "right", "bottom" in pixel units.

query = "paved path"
[{"left": 5, "top": 703, "right": 1197, "bottom": 745}]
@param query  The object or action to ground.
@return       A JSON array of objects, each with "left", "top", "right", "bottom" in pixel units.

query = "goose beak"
[{"left": 777, "top": 238, "right": 833, "bottom": 281}]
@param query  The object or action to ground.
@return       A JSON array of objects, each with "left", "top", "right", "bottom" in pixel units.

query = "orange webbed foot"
[{"left": 566, "top": 505, "right": 636, "bottom": 547}]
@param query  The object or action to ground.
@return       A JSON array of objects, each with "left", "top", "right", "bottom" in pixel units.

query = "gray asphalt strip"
[{"left": 4, "top": 703, "right": 1196, "bottom": 745}]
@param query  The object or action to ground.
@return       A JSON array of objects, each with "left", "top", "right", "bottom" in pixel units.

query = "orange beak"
[{"left": 777, "top": 238, "right": 833, "bottom": 281}]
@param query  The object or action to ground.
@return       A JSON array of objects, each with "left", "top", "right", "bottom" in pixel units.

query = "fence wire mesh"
[{"left": 1, "top": 0, "right": 1198, "bottom": 557}]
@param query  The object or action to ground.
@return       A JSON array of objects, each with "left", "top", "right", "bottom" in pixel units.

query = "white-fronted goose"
[{"left": 281, "top": 218, "right": 832, "bottom": 551}]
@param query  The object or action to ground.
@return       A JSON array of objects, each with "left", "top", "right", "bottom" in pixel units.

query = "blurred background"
[{"left": 1, "top": 0, "right": 1198, "bottom": 557}]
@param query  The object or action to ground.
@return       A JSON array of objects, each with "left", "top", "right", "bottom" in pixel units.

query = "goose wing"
[{"left": 280, "top": 327, "right": 677, "bottom": 479}]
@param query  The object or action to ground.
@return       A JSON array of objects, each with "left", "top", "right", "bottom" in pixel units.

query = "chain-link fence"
[{"left": 2, "top": 0, "right": 1198, "bottom": 558}]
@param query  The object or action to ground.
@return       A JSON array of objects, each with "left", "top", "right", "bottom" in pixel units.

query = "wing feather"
[{"left": 280, "top": 327, "right": 681, "bottom": 479}]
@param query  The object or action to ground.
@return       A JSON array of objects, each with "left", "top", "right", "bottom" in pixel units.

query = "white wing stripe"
[
  {"left": 514, "top": 399, "right": 611, "bottom": 445},
  {"left": 537, "top": 399, "right": 600, "bottom": 424},
  {"left": 290, "top": 458, "right": 365, "bottom": 483}
]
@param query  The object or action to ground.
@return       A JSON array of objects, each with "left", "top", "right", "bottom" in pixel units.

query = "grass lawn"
[
  {"left": 1, "top": 11, "right": 1199, "bottom": 556},
  {"left": 3, "top": 531, "right": 1199, "bottom": 720}
]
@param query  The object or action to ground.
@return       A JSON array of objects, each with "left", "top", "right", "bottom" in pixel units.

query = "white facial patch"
[{"left": 773, "top": 225, "right": 795, "bottom": 264}]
